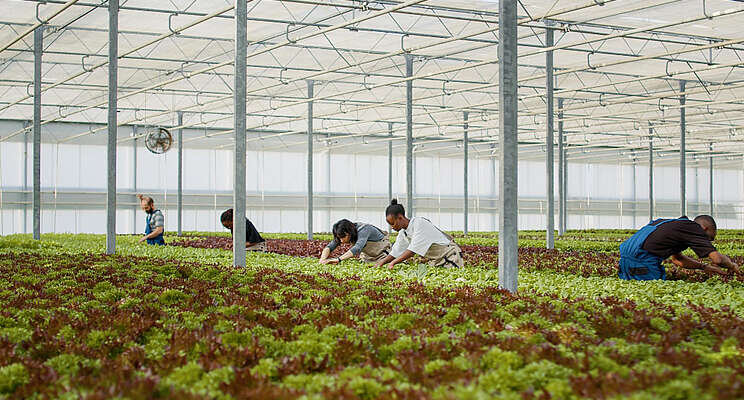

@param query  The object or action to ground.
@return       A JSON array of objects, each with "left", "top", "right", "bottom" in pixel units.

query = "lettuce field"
[{"left": 0, "top": 231, "right": 743, "bottom": 399}]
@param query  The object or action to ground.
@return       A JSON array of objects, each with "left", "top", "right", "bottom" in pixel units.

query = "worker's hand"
[
  {"left": 704, "top": 264, "right": 728, "bottom": 276},
  {"left": 730, "top": 263, "right": 741, "bottom": 276},
  {"left": 138, "top": 236, "right": 146, "bottom": 243},
  {"left": 319, "top": 258, "right": 329, "bottom": 265},
  {"left": 374, "top": 260, "right": 386, "bottom": 269},
  {"left": 387, "top": 261, "right": 397, "bottom": 270},
  {"left": 326, "top": 258, "right": 339, "bottom": 265}
]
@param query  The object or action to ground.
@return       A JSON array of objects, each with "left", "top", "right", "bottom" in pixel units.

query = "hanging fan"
[{"left": 144, "top": 127, "right": 173, "bottom": 154}]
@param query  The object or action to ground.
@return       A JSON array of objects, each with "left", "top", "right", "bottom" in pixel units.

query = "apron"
[
  {"left": 618, "top": 218, "right": 683, "bottom": 280},
  {"left": 409, "top": 218, "right": 464, "bottom": 268},
  {"left": 246, "top": 241, "right": 267, "bottom": 252},
  {"left": 145, "top": 211, "right": 165, "bottom": 246},
  {"left": 359, "top": 232, "right": 392, "bottom": 262}
]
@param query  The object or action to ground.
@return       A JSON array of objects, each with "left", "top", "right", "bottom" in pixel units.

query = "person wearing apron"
[
  {"left": 138, "top": 194, "right": 165, "bottom": 245},
  {"left": 220, "top": 208, "right": 267, "bottom": 252},
  {"left": 375, "top": 199, "right": 464, "bottom": 269},
  {"left": 319, "top": 219, "right": 391, "bottom": 264},
  {"left": 619, "top": 215, "right": 739, "bottom": 280}
]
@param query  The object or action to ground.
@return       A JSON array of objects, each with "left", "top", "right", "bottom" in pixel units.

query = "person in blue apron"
[
  {"left": 138, "top": 194, "right": 165, "bottom": 245},
  {"left": 619, "top": 215, "right": 739, "bottom": 280}
]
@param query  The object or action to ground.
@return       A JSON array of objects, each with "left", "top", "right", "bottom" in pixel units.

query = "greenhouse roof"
[{"left": 1, "top": 0, "right": 743, "bottom": 167}]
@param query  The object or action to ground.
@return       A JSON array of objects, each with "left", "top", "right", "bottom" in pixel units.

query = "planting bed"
[{"left": 0, "top": 232, "right": 743, "bottom": 399}]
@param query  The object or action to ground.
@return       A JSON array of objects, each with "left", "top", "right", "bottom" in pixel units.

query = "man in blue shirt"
[{"left": 137, "top": 194, "right": 165, "bottom": 245}]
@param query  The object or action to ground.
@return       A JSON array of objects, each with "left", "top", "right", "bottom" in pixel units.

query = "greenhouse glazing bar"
[
  {"left": 106, "top": 0, "right": 118, "bottom": 255},
  {"left": 545, "top": 22, "right": 555, "bottom": 249},
  {"left": 499, "top": 0, "right": 518, "bottom": 293},
  {"left": 232, "top": 0, "right": 247, "bottom": 268},
  {"left": 33, "top": 26, "right": 41, "bottom": 241}
]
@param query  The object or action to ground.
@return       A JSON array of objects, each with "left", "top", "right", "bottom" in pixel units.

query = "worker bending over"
[
  {"left": 619, "top": 215, "right": 739, "bottom": 280},
  {"left": 220, "top": 209, "right": 266, "bottom": 252},
  {"left": 375, "top": 199, "right": 464, "bottom": 269},
  {"left": 138, "top": 194, "right": 165, "bottom": 245},
  {"left": 319, "top": 219, "right": 391, "bottom": 264}
]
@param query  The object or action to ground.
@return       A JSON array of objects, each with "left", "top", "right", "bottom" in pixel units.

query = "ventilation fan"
[{"left": 144, "top": 127, "right": 173, "bottom": 154}]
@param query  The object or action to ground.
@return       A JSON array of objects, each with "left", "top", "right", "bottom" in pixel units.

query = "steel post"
[
  {"left": 177, "top": 111, "right": 183, "bottom": 236},
  {"left": 545, "top": 23, "right": 555, "bottom": 249},
  {"left": 498, "top": 0, "right": 518, "bottom": 293},
  {"left": 105, "top": 0, "right": 119, "bottom": 254},
  {"left": 232, "top": 0, "right": 247, "bottom": 267},
  {"left": 680, "top": 80, "right": 686, "bottom": 216},
  {"left": 649, "top": 126, "right": 654, "bottom": 221},
  {"left": 406, "top": 54, "right": 414, "bottom": 216},
  {"left": 557, "top": 98, "right": 565, "bottom": 236},
  {"left": 709, "top": 143, "right": 714, "bottom": 216},
  {"left": 388, "top": 122, "right": 393, "bottom": 202},
  {"left": 33, "top": 27, "right": 42, "bottom": 240},
  {"left": 463, "top": 111, "right": 469, "bottom": 236},
  {"left": 307, "top": 80, "right": 314, "bottom": 240}
]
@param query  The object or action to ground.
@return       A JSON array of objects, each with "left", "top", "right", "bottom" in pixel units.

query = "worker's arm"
[
  {"left": 708, "top": 251, "right": 741, "bottom": 275},
  {"left": 139, "top": 226, "right": 164, "bottom": 242},
  {"left": 670, "top": 253, "right": 727, "bottom": 276},
  {"left": 320, "top": 248, "right": 354, "bottom": 264},
  {"left": 386, "top": 249, "right": 416, "bottom": 269},
  {"left": 374, "top": 254, "right": 396, "bottom": 268}
]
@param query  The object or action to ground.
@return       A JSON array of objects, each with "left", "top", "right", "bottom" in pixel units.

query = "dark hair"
[
  {"left": 220, "top": 209, "right": 233, "bottom": 224},
  {"left": 385, "top": 199, "right": 405, "bottom": 217},
  {"left": 694, "top": 215, "right": 717, "bottom": 230},
  {"left": 137, "top": 194, "right": 154, "bottom": 206},
  {"left": 332, "top": 219, "right": 358, "bottom": 244}
]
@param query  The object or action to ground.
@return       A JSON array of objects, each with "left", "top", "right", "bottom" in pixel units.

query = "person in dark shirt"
[
  {"left": 220, "top": 209, "right": 266, "bottom": 252},
  {"left": 619, "top": 215, "right": 739, "bottom": 280}
]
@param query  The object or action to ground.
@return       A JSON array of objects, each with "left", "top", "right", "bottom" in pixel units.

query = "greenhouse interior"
[{"left": 0, "top": 0, "right": 744, "bottom": 398}]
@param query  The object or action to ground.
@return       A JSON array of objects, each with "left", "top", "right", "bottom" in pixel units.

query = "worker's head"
[
  {"left": 385, "top": 199, "right": 407, "bottom": 231},
  {"left": 694, "top": 215, "right": 717, "bottom": 240},
  {"left": 220, "top": 209, "right": 234, "bottom": 231},
  {"left": 137, "top": 194, "right": 155, "bottom": 213},
  {"left": 332, "top": 219, "right": 358, "bottom": 245}
]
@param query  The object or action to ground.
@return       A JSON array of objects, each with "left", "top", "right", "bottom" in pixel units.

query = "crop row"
[{"left": 1, "top": 251, "right": 743, "bottom": 399}]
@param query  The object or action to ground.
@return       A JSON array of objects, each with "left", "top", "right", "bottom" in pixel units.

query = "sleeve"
[
  {"left": 407, "top": 219, "right": 437, "bottom": 256},
  {"left": 681, "top": 224, "right": 717, "bottom": 258},
  {"left": 390, "top": 231, "right": 409, "bottom": 258},
  {"left": 152, "top": 211, "right": 165, "bottom": 228},
  {"left": 326, "top": 239, "right": 339, "bottom": 252},
  {"left": 349, "top": 228, "right": 371, "bottom": 256}
]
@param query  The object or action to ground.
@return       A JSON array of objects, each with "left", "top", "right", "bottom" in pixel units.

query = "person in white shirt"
[{"left": 374, "top": 199, "right": 464, "bottom": 269}]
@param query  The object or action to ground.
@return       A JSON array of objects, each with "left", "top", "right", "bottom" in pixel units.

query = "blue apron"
[
  {"left": 618, "top": 218, "right": 684, "bottom": 280},
  {"left": 145, "top": 211, "right": 165, "bottom": 246}
]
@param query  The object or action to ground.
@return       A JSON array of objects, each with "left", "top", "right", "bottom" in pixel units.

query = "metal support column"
[
  {"left": 649, "top": 126, "right": 654, "bottom": 221},
  {"left": 563, "top": 148, "right": 568, "bottom": 233},
  {"left": 709, "top": 143, "right": 714, "bottom": 216},
  {"left": 232, "top": 0, "right": 247, "bottom": 267},
  {"left": 557, "top": 98, "right": 565, "bottom": 236},
  {"left": 498, "top": 0, "right": 518, "bottom": 293},
  {"left": 545, "top": 23, "right": 555, "bottom": 249},
  {"left": 177, "top": 112, "right": 183, "bottom": 236},
  {"left": 463, "top": 111, "right": 469, "bottom": 236},
  {"left": 680, "top": 80, "right": 686, "bottom": 216},
  {"left": 307, "top": 80, "right": 314, "bottom": 240},
  {"left": 405, "top": 54, "right": 414, "bottom": 216},
  {"left": 23, "top": 122, "right": 29, "bottom": 234},
  {"left": 105, "top": 0, "right": 118, "bottom": 254},
  {"left": 388, "top": 122, "right": 393, "bottom": 202},
  {"left": 132, "top": 126, "right": 137, "bottom": 234},
  {"left": 33, "top": 27, "right": 42, "bottom": 240}
]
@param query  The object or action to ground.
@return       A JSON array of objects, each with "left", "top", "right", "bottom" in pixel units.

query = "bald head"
[{"left": 694, "top": 215, "right": 717, "bottom": 240}]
